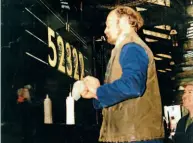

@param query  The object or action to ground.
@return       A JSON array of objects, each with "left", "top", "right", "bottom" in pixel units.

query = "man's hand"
[
  {"left": 80, "top": 90, "right": 97, "bottom": 99},
  {"left": 80, "top": 76, "right": 100, "bottom": 99},
  {"left": 83, "top": 76, "right": 100, "bottom": 95}
]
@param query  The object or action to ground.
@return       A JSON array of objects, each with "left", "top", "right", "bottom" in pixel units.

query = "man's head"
[
  {"left": 182, "top": 83, "right": 193, "bottom": 112},
  {"left": 104, "top": 6, "right": 144, "bottom": 45}
]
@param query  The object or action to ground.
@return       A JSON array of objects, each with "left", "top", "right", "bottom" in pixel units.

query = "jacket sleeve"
[{"left": 93, "top": 43, "right": 149, "bottom": 109}]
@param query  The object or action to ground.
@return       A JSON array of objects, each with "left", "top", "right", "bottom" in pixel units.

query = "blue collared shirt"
[{"left": 93, "top": 43, "right": 149, "bottom": 109}]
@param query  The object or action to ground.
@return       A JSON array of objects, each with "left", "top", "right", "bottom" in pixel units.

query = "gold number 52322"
[{"left": 48, "top": 27, "right": 84, "bottom": 80}]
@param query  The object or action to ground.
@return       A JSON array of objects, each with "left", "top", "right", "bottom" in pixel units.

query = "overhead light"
[
  {"left": 187, "top": 27, "right": 193, "bottom": 33},
  {"left": 145, "top": 38, "right": 158, "bottom": 42},
  {"left": 60, "top": 1, "right": 70, "bottom": 10},
  {"left": 188, "top": 35, "right": 193, "bottom": 38},
  {"left": 136, "top": 7, "right": 147, "bottom": 12},
  {"left": 178, "top": 86, "right": 185, "bottom": 91},
  {"left": 96, "top": 39, "right": 102, "bottom": 42},
  {"left": 95, "top": 36, "right": 106, "bottom": 42},
  {"left": 187, "top": 51, "right": 193, "bottom": 54},
  {"left": 158, "top": 70, "right": 167, "bottom": 73},
  {"left": 165, "top": 68, "right": 172, "bottom": 71},
  {"left": 101, "top": 36, "right": 106, "bottom": 41},
  {"left": 154, "top": 25, "right": 171, "bottom": 31},
  {"left": 171, "top": 77, "right": 175, "bottom": 80},
  {"left": 156, "top": 54, "right": 172, "bottom": 59},
  {"left": 187, "top": 33, "right": 193, "bottom": 38},
  {"left": 182, "top": 66, "right": 193, "bottom": 71},
  {"left": 170, "top": 29, "right": 177, "bottom": 35},
  {"left": 170, "top": 61, "right": 175, "bottom": 65},
  {"left": 146, "top": 0, "right": 170, "bottom": 7},
  {"left": 184, "top": 52, "right": 193, "bottom": 58},
  {"left": 154, "top": 57, "right": 163, "bottom": 60},
  {"left": 187, "top": 22, "right": 193, "bottom": 38},
  {"left": 143, "top": 29, "right": 171, "bottom": 40}
]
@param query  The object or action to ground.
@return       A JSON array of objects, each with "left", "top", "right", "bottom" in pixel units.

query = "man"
[
  {"left": 173, "top": 82, "right": 193, "bottom": 143},
  {"left": 17, "top": 85, "right": 36, "bottom": 143},
  {"left": 81, "top": 6, "right": 164, "bottom": 143},
  {"left": 17, "top": 86, "right": 31, "bottom": 103}
]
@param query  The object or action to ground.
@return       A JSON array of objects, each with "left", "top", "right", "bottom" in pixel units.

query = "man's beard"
[
  {"left": 107, "top": 36, "right": 116, "bottom": 45},
  {"left": 106, "top": 29, "right": 122, "bottom": 45}
]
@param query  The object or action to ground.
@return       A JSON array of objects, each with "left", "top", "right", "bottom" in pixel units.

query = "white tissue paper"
[{"left": 72, "top": 80, "right": 86, "bottom": 101}]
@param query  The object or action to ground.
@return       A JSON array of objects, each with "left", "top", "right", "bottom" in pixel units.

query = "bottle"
[
  {"left": 44, "top": 95, "right": 53, "bottom": 124},
  {"left": 66, "top": 92, "right": 75, "bottom": 125}
]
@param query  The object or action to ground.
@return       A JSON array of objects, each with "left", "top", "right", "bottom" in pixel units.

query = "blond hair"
[
  {"left": 113, "top": 6, "right": 144, "bottom": 31},
  {"left": 183, "top": 81, "right": 193, "bottom": 88}
]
